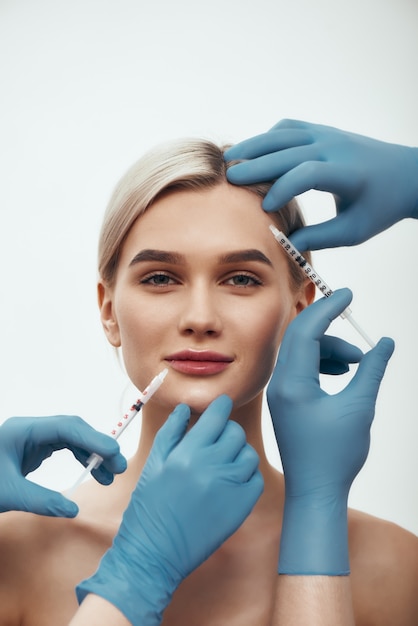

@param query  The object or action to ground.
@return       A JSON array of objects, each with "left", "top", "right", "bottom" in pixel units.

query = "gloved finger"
[
  {"left": 211, "top": 420, "right": 247, "bottom": 463},
  {"left": 319, "top": 335, "right": 363, "bottom": 375},
  {"left": 27, "top": 416, "right": 127, "bottom": 469},
  {"left": 66, "top": 446, "right": 116, "bottom": 485},
  {"left": 90, "top": 465, "right": 118, "bottom": 485},
  {"left": 277, "top": 289, "right": 354, "bottom": 381},
  {"left": 183, "top": 395, "right": 233, "bottom": 447},
  {"left": 227, "top": 444, "right": 261, "bottom": 483},
  {"left": 345, "top": 337, "right": 395, "bottom": 411},
  {"left": 226, "top": 144, "right": 320, "bottom": 186},
  {"left": 237, "top": 469, "right": 264, "bottom": 513},
  {"left": 289, "top": 211, "right": 370, "bottom": 251},
  {"left": 224, "top": 129, "right": 312, "bottom": 162},
  {"left": 2, "top": 479, "right": 79, "bottom": 517},
  {"left": 69, "top": 445, "right": 127, "bottom": 479},
  {"left": 151, "top": 403, "right": 191, "bottom": 460},
  {"left": 269, "top": 119, "right": 344, "bottom": 137},
  {"left": 54, "top": 448, "right": 118, "bottom": 485},
  {"left": 262, "top": 162, "right": 362, "bottom": 212},
  {"left": 269, "top": 118, "right": 313, "bottom": 131}
]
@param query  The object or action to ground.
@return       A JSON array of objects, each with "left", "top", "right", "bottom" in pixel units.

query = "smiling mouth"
[{"left": 165, "top": 350, "right": 233, "bottom": 376}]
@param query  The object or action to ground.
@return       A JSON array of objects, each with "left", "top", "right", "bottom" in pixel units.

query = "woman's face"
[{"left": 99, "top": 182, "right": 313, "bottom": 416}]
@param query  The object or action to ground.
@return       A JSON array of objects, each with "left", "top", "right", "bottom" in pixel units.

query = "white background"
[{"left": 0, "top": 0, "right": 417, "bottom": 534}]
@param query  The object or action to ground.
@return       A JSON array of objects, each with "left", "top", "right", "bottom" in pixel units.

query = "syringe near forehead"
[{"left": 269, "top": 225, "right": 375, "bottom": 349}]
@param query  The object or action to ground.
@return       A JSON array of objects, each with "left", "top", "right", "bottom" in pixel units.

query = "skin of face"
[{"left": 98, "top": 182, "right": 313, "bottom": 420}]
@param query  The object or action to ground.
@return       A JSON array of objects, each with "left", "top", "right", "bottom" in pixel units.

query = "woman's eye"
[
  {"left": 224, "top": 274, "right": 262, "bottom": 287},
  {"left": 139, "top": 272, "right": 261, "bottom": 288},
  {"left": 140, "top": 273, "right": 177, "bottom": 287}
]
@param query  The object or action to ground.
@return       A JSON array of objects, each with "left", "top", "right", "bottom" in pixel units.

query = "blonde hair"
[{"left": 98, "top": 138, "right": 310, "bottom": 288}]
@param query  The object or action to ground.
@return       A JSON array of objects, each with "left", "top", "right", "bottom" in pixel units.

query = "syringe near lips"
[
  {"left": 67, "top": 368, "right": 168, "bottom": 497},
  {"left": 269, "top": 225, "right": 375, "bottom": 349}
]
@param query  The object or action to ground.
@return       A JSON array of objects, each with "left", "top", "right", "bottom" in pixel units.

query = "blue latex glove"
[
  {"left": 318, "top": 334, "right": 362, "bottom": 375},
  {"left": 225, "top": 119, "right": 418, "bottom": 250},
  {"left": 76, "top": 395, "right": 263, "bottom": 626},
  {"left": 267, "top": 288, "right": 394, "bottom": 574},
  {"left": 0, "top": 415, "right": 127, "bottom": 517}
]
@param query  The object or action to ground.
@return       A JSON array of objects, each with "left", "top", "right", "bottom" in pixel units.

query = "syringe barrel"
[{"left": 270, "top": 227, "right": 333, "bottom": 296}]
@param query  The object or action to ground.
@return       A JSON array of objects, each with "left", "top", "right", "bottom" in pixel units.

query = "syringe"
[
  {"left": 269, "top": 225, "right": 375, "bottom": 349},
  {"left": 67, "top": 368, "right": 168, "bottom": 497}
]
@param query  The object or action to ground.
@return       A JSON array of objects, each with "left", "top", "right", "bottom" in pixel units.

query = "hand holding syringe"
[
  {"left": 269, "top": 225, "right": 375, "bottom": 349},
  {"left": 67, "top": 368, "right": 168, "bottom": 497}
]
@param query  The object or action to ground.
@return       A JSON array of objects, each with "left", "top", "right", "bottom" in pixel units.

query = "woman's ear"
[
  {"left": 295, "top": 279, "right": 316, "bottom": 314},
  {"left": 97, "top": 282, "right": 121, "bottom": 347}
]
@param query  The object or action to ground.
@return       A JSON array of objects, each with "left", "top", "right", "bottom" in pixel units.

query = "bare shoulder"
[
  {"left": 348, "top": 508, "right": 418, "bottom": 626},
  {"left": 0, "top": 510, "right": 44, "bottom": 623},
  {"left": 0, "top": 512, "right": 94, "bottom": 626}
]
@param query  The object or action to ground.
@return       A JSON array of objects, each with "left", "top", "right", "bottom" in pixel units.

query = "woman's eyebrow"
[
  {"left": 128, "top": 248, "right": 273, "bottom": 267},
  {"left": 129, "top": 249, "right": 185, "bottom": 266},
  {"left": 219, "top": 249, "right": 273, "bottom": 267}
]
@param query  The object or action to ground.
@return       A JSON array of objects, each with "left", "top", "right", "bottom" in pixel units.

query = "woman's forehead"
[{"left": 123, "top": 183, "right": 281, "bottom": 258}]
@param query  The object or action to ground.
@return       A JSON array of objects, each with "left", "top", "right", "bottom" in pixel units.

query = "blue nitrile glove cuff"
[
  {"left": 76, "top": 543, "right": 176, "bottom": 626},
  {"left": 278, "top": 493, "right": 350, "bottom": 575}
]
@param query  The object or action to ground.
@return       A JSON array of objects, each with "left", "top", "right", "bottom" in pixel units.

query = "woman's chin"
[
  {"left": 129, "top": 369, "right": 228, "bottom": 412},
  {"left": 180, "top": 393, "right": 228, "bottom": 418},
  {"left": 145, "top": 372, "right": 265, "bottom": 421}
]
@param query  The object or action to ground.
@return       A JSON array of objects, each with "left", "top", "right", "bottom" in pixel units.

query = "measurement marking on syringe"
[{"left": 269, "top": 225, "right": 375, "bottom": 347}]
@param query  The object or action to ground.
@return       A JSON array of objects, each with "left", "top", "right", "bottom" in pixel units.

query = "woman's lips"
[{"left": 165, "top": 350, "right": 234, "bottom": 376}]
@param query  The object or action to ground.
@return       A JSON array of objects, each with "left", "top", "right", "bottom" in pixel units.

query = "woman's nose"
[{"left": 177, "top": 284, "right": 223, "bottom": 337}]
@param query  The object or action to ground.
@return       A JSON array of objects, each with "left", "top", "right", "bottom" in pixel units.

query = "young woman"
[{"left": 0, "top": 139, "right": 416, "bottom": 625}]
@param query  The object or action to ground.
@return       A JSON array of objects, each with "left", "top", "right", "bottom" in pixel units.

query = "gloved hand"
[
  {"left": 267, "top": 288, "right": 394, "bottom": 574},
  {"left": 76, "top": 395, "right": 263, "bottom": 626},
  {"left": 225, "top": 119, "right": 418, "bottom": 250},
  {"left": 318, "top": 334, "right": 362, "bottom": 375},
  {"left": 0, "top": 415, "right": 127, "bottom": 517}
]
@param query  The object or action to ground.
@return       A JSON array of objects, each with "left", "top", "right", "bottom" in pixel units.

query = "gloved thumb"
[
  {"left": 347, "top": 337, "right": 395, "bottom": 404},
  {"left": 151, "top": 403, "right": 191, "bottom": 461}
]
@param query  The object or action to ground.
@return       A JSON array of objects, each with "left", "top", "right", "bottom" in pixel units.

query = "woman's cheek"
[
  {"left": 241, "top": 313, "right": 282, "bottom": 385},
  {"left": 117, "top": 322, "right": 156, "bottom": 388}
]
